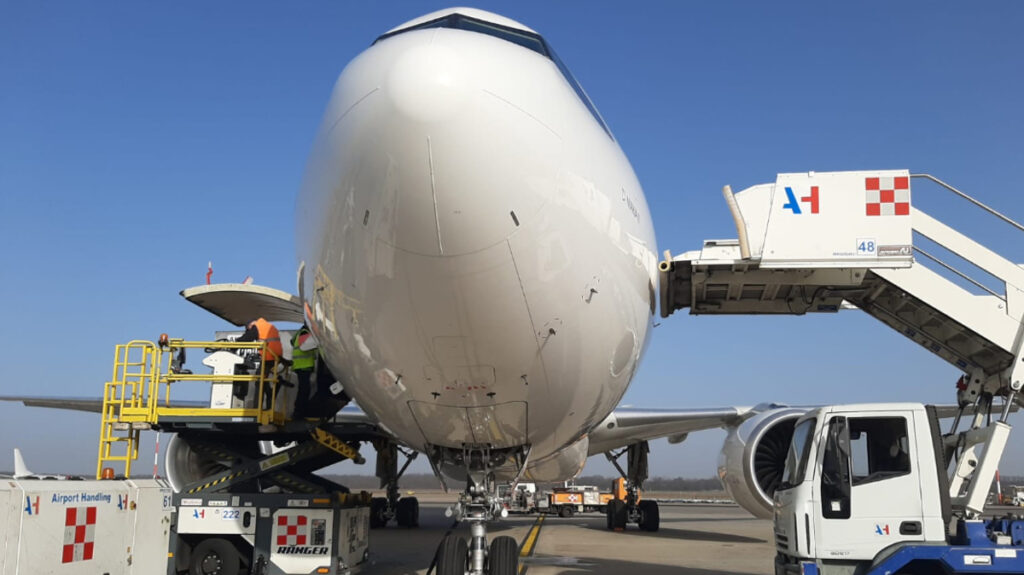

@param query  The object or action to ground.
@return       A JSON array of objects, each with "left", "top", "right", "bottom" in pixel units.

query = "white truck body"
[
  {"left": 774, "top": 403, "right": 946, "bottom": 563},
  {"left": 0, "top": 479, "right": 172, "bottom": 575}
]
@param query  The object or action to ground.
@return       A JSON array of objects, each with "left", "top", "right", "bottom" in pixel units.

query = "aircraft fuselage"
[{"left": 296, "top": 9, "right": 657, "bottom": 481}]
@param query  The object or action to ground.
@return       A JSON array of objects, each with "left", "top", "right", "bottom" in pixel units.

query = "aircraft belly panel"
[{"left": 407, "top": 401, "right": 527, "bottom": 449}]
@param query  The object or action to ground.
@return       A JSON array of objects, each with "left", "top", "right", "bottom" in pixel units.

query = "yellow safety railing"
[{"left": 96, "top": 338, "right": 289, "bottom": 479}]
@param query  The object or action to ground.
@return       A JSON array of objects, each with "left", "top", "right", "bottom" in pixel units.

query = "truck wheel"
[
  {"left": 607, "top": 499, "right": 627, "bottom": 530},
  {"left": 637, "top": 500, "right": 660, "bottom": 532},
  {"left": 370, "top": 497, "right": 388, "bottom": 529},
  {"left": 487, "top": 535, "right": 519, "bottom": 575},
  {"left": 396, "top": 497, "right": 420, "bottom": 527},
  {"left": 190, "top": 538, "right": 240, "bottom": 575},
  {"left": 558, "top": 505, "right": 574, "bottom": 518},
  {"left": 434, "top": 535, "right": 468, "bottom": 575}
]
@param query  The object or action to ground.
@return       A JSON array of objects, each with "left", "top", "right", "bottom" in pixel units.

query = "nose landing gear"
[{"left": 431, "top": 444, "right": 527, "bottom": 575}]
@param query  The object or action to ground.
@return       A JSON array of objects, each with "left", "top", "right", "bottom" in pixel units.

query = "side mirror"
[{"left": 821, "top": 416, "right": 851, "bottom": 519}]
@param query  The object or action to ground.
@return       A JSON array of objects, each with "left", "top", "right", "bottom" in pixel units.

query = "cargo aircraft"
[{"left": 0, "top": 8, "right": 862, "bottom": 574}]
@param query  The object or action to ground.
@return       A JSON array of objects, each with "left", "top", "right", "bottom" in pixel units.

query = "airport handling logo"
[
  {"left": 865, "top": 177, "right": 910, "bottom": 216},
  {"left": 63, "top": 507, "right": 97, "bottom": 563},
  {"left": 276, "top": 514, "right": 328, "bottom": 555},
  {"left": 24, "top": 495, "right": 40, "bottom": 515}
]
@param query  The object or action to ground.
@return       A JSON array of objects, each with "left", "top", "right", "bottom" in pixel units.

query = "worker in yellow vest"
[{"left": 291, "top": 325, "right": 317, "bottom": 418}]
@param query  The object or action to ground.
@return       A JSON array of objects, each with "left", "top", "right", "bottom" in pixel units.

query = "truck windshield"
[{"left": 782, "top": 418, "right": 817, "bottom": 488}]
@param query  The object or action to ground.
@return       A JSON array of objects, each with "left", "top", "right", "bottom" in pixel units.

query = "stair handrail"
[{"left": 911, "top": 173, "right": 1024, "bottom": 233}]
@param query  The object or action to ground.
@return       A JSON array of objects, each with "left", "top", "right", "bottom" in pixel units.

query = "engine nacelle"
[
  {"left": 520, "top": 437, "right": 588, "bottom": 483},
  {"left": 165, "top": 434, "right": 262, "bottom": 492},
  {"left": 717, "top": 406, "right": 807, "bottom": 519}
]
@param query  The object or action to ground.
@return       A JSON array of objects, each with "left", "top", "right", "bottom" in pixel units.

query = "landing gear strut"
[
  {"left": 370, "top": 440, "right": 419, "bottom": 528},
  {"left": 605, "top": 441, "right": 659, "bottom": 532},
  {"left": 434, "top": 444, "right": 526, "bottom": 575}
]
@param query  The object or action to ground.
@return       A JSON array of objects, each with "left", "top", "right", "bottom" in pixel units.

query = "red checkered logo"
[
  {"left": 62, "top": 507, "right": 96, "bottom": 563},
  {"left": 865, "top": 176, "right": 910, "bottom": 216},
  {"left": 276, "top": 514, "right": 308, "bottom": 546}
]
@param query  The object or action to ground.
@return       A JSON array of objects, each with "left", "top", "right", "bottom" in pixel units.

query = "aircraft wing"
[
  {"left": 0, "top": 396, "right": 208, "bottom": 413},
  {"left": 0, "top": 396, "right": 376, "bottom": 422},
  {"left": 586, "top": 402, "right": 1008, "bottom": 455},
  {"left": 587, "top": 406, "right": 756, "bottom": 455}
]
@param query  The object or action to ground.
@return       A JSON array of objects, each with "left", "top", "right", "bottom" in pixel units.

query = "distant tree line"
[
  {"left": 323, "top": 474, "right": 725, "bottom": 492},
  {"left": 572, "top": 475, "right": 723, "bottom": 491},
  {"left": 320, "top": 473, "right": 1024, "bottom": 499}
]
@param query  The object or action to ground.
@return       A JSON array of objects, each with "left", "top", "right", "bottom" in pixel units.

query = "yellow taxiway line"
[{"left": 518, "top": 515, "right": 545, "bottom": 574}]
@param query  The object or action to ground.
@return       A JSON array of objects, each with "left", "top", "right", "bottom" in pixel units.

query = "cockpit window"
[
  {"left": 377, "top": 14, "right": 547, "bottom": 56},
  {"left": 375, "top": 13, "right": 613, "bottom": 139}
]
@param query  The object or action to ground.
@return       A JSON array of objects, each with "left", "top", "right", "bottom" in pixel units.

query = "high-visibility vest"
[
  {"left": 254, "top": 318, "right": 282, "bottom": 361},
  {"left": 291, "top": 328, "right": 316, "bottom": 371}
]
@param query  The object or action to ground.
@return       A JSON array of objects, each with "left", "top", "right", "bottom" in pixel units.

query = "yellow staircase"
[
  {"left": 95, "top": 338, "right": 286, "bottom": 479},
  {"left": 96, "top": 341, "right": 159, "bottom": 479}
]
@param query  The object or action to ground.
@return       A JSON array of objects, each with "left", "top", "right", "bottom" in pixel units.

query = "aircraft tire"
[
  {"left": 370, "top": 497, "right": 388, "bottom": 529},
  {"left": 396, "top": 497, "right": 420, "bottom": 528},
  {"left": 607, "top": 499, "right": 627, "bottom": 530},
  {"left": 190, "top": 537, "right": 240, "bottom": 575},
  {"left": 435, "top": 535, "right": 468, "bottom": 575},
  {"left": 637, "top": 500, "right": 660, "bottom": 532},
  {"left": 487, "top": 535, "right": 519, "bottom": 575}
]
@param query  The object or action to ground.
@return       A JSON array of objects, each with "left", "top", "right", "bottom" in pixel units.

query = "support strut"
[
  {"left": 604, "top": 441, "right": 659, "bottom": 532},
  {"left": 371, "top": 439, "right": 420, "bottom": 528}
]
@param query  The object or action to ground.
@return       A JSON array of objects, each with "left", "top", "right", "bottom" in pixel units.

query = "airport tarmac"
[{"left": 368, "top": 495, "right": 775, "bottom": 575}]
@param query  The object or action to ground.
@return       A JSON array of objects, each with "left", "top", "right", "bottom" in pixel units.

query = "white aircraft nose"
[
  {"left": 386, "top": 43, "right": 470, "bottom": 125},
  {"left": 371, "top": 39, "right": 560, "bottom": 257}
]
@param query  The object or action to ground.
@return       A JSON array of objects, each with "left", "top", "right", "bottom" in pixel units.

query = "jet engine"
[
  {"left": 165, "top": 434, "right": 262, "bottom": 492},
  {"left": 717, "top": 406, "right": 808, "bottom": 519}
]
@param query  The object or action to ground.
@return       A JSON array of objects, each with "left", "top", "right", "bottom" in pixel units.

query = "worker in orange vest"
[
  {"left": 237, "top": 317, "right": 284, "bottom": 409},
  {"left": 238, "top": 317, "right": 283, "bottom": 362}
]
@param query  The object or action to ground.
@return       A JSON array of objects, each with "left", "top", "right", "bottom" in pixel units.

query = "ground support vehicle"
[
  {"left": 1012, "top": 486, "right": 1024, "bottom": 507},
  {"left": 535, "top": 485, "right": 614, "bottom": 518},
  {"left": 497, "top": 482, "right": 538, "bottom": 514},
  {"left": 774, "top": 401, "right": 1024, "bottom": 575},
  {"left": 654, "top": 170, "right": 1024, "bottom": 570},
  {"left": 95, "top": 335, "right": 383, "bottom": 575},
  {"left": 0, "top": 478, "right": 172, "bottom": 575},
  {"left": 532, "top": 480, "right": 618, "bottom": 517},
  {"left": 169, "top": 491, "right": 369, "bottom": 575}
]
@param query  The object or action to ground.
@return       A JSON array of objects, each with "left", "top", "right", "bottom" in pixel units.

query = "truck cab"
[{"left": 773, "top": 403, "right": 951, "bottom": 574}]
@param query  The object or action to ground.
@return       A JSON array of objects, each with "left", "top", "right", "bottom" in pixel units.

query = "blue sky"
[{"left": 2, "top": 2, "right": 1023, "bottom": 479}]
